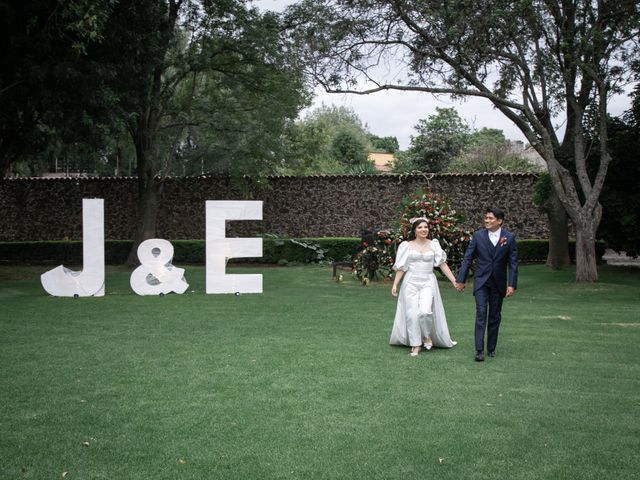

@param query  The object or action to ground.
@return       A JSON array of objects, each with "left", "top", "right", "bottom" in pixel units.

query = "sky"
[{"left": 252, "top": 0, "right": 633, "bottom": 150}]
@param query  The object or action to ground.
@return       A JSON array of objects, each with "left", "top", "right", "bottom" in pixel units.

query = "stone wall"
[{"left": 0, "top": 173, "right": 547, "bottom": 241}]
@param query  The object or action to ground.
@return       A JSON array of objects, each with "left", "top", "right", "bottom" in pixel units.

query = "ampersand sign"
[{"left": 130, "top": 239, "right": 189, "bottom": 296}]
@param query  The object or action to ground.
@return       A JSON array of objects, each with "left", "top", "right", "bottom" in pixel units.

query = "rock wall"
[{"left": 0, "top": 173, "right": 547, "bottom": 240}]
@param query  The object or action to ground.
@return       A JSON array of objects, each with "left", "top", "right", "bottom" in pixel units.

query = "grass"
[{"left": 0, "top": 263, "right": 639, "bottom": 479}]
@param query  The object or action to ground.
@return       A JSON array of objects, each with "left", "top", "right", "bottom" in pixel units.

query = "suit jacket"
[{"left": 456, "top": 228, "right": 518, "bottom": 296}]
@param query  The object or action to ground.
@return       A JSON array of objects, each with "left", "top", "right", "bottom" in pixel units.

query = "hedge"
[{"left": 0, "top": 238, "right": 605, "bottom": 266}]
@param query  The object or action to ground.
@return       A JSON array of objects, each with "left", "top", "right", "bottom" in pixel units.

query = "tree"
[
  {"left": 368, "top": 134, "right": 399, "bottom": 153},
  {"left": 330, "top": 130, "right": 369, "bottom": 166},
  {"left": 0, "top": 1, "right": 114, "bottom": 177},
  {"left": 447, "top": 127, "right": 543, "bottom": 173},
  {"left": 286, "top": 0, "right": 640, "bottom": 282},
  {"left": 533, "top": 173, "right": 572, "bottom": 269},
  {"left": 403, "top": 107, "right": 470, "bottom": 172},
  {"left": 2, "top": 1, "right": 309, "bottom": 262},
  {"left": 279, "top": 104, "right": 372, "bottom": 174},
  {"left": 56, "top": 0, "right": 308, "bottom": 263}
]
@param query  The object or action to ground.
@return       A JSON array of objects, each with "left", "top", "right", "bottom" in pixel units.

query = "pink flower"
[{"left": 499, "top": 236, "right": 508, "bottom": 247}]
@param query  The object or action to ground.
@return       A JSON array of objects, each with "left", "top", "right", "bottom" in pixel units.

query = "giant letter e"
[{"left": 205, "top": 201, "right": 263, "bottom": 294}]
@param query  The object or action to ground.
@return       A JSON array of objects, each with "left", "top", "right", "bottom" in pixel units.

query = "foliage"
[
  {"left": 158, "top": 9, "right": 311, "bottom": 179},
  {"left": 263, "top": 235, "right": 328, "bottom": 264},
  {"left": 0, "top": 1, "right": 115, "bottom": 176},
  {"left": 447, "top": 128, "right": 544, "bottom": 173},
  {"left": 390, "top": 150, "right": 420, "bottom": 174},
  {"left": 278, "top": 104, "right": 373, "bottom": 174},
  {"left": 403, "top": 107, "right": 470, "bottom": 172},
  {"left": 594, "top": 116, "right": 640, "bottom": 257},
  {"left": 330, "top": 131, "right": 369, "bottom": 166},
  {"left": 345, "top": 160, "right": 378, "bottom": 175},
  {"left": 533, "top": 173, "right": 553, "bottom": 210},
  {"left": 368, "top": 134, "right": 399, "bottom": 153},
  {"left": 394, "top": 111, "right": 542, "bottom": 174},
  {"left": 2, "top": 0, "right": 311, "bottom": 266}
]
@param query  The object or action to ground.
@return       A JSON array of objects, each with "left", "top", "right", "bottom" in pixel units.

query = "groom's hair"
[{"left": 486, "top": 207, "right": 505, "bottom": 221}]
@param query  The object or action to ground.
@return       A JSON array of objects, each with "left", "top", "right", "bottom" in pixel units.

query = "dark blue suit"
[{"left": 456, "top": 229, "right": 518, "bottom": 353}]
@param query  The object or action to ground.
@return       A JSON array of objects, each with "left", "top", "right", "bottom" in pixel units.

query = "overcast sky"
[{"left": 252, "top": 0, "right": 633, "bottom": 150}]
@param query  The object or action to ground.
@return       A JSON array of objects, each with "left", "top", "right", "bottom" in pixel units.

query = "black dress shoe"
[
  {"left": 475, "top": 352, "right": 485, "bottom": 362},
  {"left": 488, "top": 351, "right": 496, "bottom": 358}
]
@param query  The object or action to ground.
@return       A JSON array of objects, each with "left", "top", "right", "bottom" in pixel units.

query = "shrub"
[{"left": 0, "top": 238, "right": 606, "bottom": 266}]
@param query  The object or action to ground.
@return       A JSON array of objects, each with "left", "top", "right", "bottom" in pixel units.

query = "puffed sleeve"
[
  {"left": 392, "top": 241, "right": 410, "bottom": 272},
  {"left": 431, "top": 238, "right": 447, "bottom": 266}
]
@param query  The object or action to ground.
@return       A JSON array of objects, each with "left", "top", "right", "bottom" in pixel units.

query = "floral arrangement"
[
  {"left": 352, "top": 229, "right": 400, "bottom": 283},
  {"left": 352, "top": 191, "right": 471, "bottom": 284},
  {"left": 398, "top": 189, "right": 472, "bottom": 271}
]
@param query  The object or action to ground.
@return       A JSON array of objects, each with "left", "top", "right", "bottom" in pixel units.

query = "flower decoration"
[
  {"left": 499, "top": 236, "right": 508, "bottom": 247},
  {"left": 353, "top": 229, "right": 399, "bottom": 283},
  {"left": 398, "top": 189, "right": 472, "bottom": 271},
  {"left": 352, "top": 190, "right": 472, "bottom": 283}
]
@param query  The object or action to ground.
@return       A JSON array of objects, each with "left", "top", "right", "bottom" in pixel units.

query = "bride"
[{"left": 390, "top": 217, "right": 458, "bottom": 356}]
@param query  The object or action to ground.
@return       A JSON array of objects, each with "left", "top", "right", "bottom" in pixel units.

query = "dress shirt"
[{"left": 488, "top": 228, "right": 501, "bottom": 247}]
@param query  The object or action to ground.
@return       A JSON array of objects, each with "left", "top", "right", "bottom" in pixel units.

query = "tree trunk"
[
  {"left": 126, "top": 125, "right": 162, "bottom": 266},
  {"left": 545, "top": 188, "right": 571, "bottom": 269},
  {"left": 0, "top": 142, "right": 18, "bottom": 177},
  {"left": 573, "top": 208, "right": 601, "bottom": 283},
  {"left": 126, "top": 172, "right": 161, "bottom": 266}
]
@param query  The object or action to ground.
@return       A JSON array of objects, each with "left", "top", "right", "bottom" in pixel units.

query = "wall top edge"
[{"left": 2, "top": 172, "right": 540, "bottom": 182}]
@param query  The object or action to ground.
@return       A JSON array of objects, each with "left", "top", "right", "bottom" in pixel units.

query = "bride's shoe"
[
  {"left": 410, "top": 346, "right": 421, "bottom": 357},
  {"left": 423, "top": 338, "right": 433, "bottom": 350}
]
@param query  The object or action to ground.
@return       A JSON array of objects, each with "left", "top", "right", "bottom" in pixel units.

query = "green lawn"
[{"left": 1, "top": 264, "right": 639, "bottom": 479}]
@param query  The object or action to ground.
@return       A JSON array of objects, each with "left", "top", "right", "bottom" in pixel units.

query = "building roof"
[{"left": 368, "top": 152, "right": 396, "bottom": 172}]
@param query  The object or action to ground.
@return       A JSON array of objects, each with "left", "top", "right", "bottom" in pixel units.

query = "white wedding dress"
[{"left": 389, "top": 239, "right": 457, "bottom": 348}]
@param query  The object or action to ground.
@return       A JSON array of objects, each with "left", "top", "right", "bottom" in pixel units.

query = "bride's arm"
[
  {"left": 438, "top": 262, "right": 457, "bottom": 287},
  {"left": 391, "top": 270, "right": 404, "bottom": 297}
]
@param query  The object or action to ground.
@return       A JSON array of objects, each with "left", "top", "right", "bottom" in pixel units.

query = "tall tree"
[
  {"left": 85, "top": 0, "right": 308, "bottom": 263},
  {"left": 279, "top": 104, "right": 372, "bottom": 174},
  {"left": 533, "top": 173, "right": 572, "bottom": 269},
  {"left": 0, "top": 1, "right": 113, "bottom": 176},
  {"left": 330, "top": 130, "right": 369, "bottom": 166},
  {"left": 286, "top": 0, "right": 640, "bottom": 282},
  {"left": 404, "top": 107, "right": 470, "bottom": 172}
]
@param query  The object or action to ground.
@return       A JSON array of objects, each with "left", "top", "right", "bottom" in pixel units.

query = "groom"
[{"left": 456, "top": 207, "right": 518, "bottom": 362}]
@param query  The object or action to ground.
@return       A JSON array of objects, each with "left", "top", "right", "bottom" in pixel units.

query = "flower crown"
[{"left": 409, "top": 216, "right": 428, "bottom": 225}]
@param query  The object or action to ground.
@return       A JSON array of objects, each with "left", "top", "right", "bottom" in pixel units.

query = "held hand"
[
  {"left": 455, "top": 282, "right": 466, "bottom": 292},
  {"left": 506, "top": 286, "right": 515, "bottom": 297}
]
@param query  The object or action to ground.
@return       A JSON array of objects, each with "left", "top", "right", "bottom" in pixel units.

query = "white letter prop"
[
  {"left": 41, "top": 198, "right": 105, "bottom": 297},
  {"left": 130, "top": 239, "right": 189, "bottom": 295},
  {"left": 206, "top": 200, "right": 263, "bottom": 294}
]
